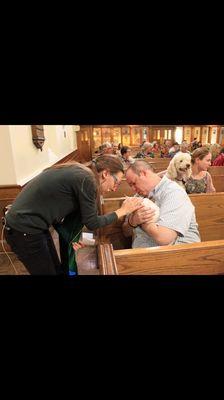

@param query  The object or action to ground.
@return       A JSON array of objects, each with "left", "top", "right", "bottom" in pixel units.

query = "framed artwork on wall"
[{"left": 31, "top": 125, "right": 45, "bottom": 151}]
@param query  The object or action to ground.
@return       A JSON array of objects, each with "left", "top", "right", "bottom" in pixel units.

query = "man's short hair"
[
  {"left": 126, "top": 160, "right": 155, "bottom": 175},
  {"left": 142, "top": 142, "right": 153, "bottom": 152},
  {"left": 101, "top": 142, "right": 112, "bottom": 150}
]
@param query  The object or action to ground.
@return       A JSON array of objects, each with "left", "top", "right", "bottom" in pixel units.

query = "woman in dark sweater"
[{"left": 4, "top": 155, "right": 142, "bottom": 275}]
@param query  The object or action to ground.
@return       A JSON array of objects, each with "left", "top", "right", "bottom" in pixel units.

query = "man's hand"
[
  {"left": 115, "top": 197, "right": 143, "bottom": 219},
  {"left": 130, "top": 205, "right": 156, "bottom": 226}
]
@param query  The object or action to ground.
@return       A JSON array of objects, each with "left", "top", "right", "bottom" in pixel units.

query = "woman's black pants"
[{"left": 4, "top": 225, "right": 67, "bottom": 275}]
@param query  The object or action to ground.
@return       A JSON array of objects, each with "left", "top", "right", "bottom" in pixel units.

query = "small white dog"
[
  {"left": 166, "top": 152, "right": 192, "bottom": 189},
  {"left": 141, "top": 198, "right": 160, "bottom": 223},
  {"left": 128, "top": 197, "right": 160, "bottom": 226}
]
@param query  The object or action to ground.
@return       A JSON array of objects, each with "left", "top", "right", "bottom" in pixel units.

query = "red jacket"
[{"left": 212, "top": 153, "right": 224, "bottom": 166}]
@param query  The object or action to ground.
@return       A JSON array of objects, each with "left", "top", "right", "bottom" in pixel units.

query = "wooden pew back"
[
  {"left": 208, "top": 166, "right": 224, "bottom": 175},
  {"left": 100, "top": 192, "right": 224, "bottom": 248},
  {"left": 189, "top": 192, "right": 224, "bottom": 241},
  {"left": 99, "top": 240, "right": 224, "bottom": 275},
  {"left": 211, "top": 175, "right": 224, "bottom": 192},
  {"left": 103, "top": 167, "right": 224, "bottom": 198}
]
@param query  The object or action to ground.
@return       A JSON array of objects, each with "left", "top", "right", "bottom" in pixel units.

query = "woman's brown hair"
[
  {"left": 92, "top": 154, "right": 124, "bottom": 174},
  {"left": 191, "top": 147, "right": 211, "bottom": 164}
]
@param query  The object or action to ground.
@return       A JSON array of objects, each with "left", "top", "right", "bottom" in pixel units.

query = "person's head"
[
  {"left": 220, "top": 148, "right": 224, "bottom": 154},
  {"left": 209, "top": 143, "right": 221, "bottom": 161},
  {"left": 180, "top": 142, "right": 189, "bottom": 153},
  {"left": 101, "top": 142, "right": 114, "bottom": 155},
  {"left": 153, "top": 142, "right": 159, "bottom": 150},
  {"left": 191, "top": 147, "right": 212, "bottom": 171},
  {"left": 92, "top": 155, "right": 124, "bottom": 193},
  {"left": 160, "top": 145, "right": 168, "bottom": 154},
  {"left": 125, "top": 161, "right": 160, "bottom": 196},
  {"left": 173, "top": 142, "right": 180, "bottom": 152},
  {"left": 112, "top": 142, "right": 119, "bottom": 154},
  {"left": 165, "top": 140, "right": 173, "bottom": 149},
  {"left": 121, "top": 146, "right": 132, "bottom": 159},
  {"left": 142, "top": 142, "right": 153, "bottom": 154}
]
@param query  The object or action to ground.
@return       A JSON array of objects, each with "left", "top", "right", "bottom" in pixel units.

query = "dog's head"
[{"left": 166, "top": 152, "right": 192, "bottom": 180}]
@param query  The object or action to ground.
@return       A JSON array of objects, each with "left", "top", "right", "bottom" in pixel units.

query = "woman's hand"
[
  {"left": 115, "top": 197, "right": 145, "bottom": 219},
  {"left": 121, "top": 196, "right": 143, "bottom": 213},
  {"left": 72, "top": 241, "right": 86, "bottom": 252}
]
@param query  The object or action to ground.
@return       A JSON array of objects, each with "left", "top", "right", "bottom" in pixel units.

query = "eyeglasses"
[{"left": 111, "top": 174, "right": 121, "bottom": 186}]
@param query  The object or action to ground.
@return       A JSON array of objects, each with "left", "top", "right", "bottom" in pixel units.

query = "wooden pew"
[
  {"left": 208, "top": 166, "right": 224, "bottom": 175},
  {"left": 98, "top": 240, "right": 224, "bottom": 275},
  {"left": 99, "top": 192, "right": 224, "bottom": 248},
  {"left": 189, "top": 192, "right": 224, "bottom": 241},
  {"left": 134, "top": 158, "right": 170, "bottom": 172},
  {"left": 132, "top": 162, "right": 224, "bottom": 175},
  {"left": 103, "top": 169, "right": 224, "bottom": 198},
  {"left": 211, "top": 175, "right": 224, "bottom": 192},
  {"left": 0, "top": 185, "right": 22, "bottom": 221}
]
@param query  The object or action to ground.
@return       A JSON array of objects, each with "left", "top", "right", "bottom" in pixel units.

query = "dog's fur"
[{"left": 166, "top": 152, "right": 192, "bottom": 189}]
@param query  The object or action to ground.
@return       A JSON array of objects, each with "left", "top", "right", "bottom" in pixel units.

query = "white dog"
[
  {"left": 166, "top": 152, "right": 192, "bottom": 189},
  {"left": 127, "top": 197, "right": 160, "bottom": 226}
]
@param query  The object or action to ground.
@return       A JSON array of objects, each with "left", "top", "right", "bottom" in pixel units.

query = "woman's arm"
[{"left": 78, "top": 176, "right": 143, "bottom": 230}]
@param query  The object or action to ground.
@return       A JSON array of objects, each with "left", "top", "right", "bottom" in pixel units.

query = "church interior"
[{"left": 1, "top": 124, "right": 224, "bottom": 275}]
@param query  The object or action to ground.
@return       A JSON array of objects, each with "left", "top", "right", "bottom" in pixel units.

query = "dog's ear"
[
  {"left": 166, "top": 158, "right": 177, "bottom": 179},
  {"left": 186, "top": 166, "right": 192, "bottom": 179}
]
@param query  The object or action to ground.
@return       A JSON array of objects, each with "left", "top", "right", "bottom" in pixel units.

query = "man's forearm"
[{"left": 141, "top": 223, "right": 177, "bottom": 245}]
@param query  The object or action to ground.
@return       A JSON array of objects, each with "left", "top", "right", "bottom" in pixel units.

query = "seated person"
[
  {"left": 180, "top": 142, "right": 191, "bottom": 154},
  {"left": 99, "top": 142, "right": 114, "bottom": 155},
  {"left": 151, "top": 142, "right": 160, "bottom": 154},
  {"left": 119, "top": 146, "right": 135, "bottom": 168},
  {"left": 209, "top": 143, "right": 221, "bottom": 163},
  {"left": 212, "top": 147, "right": 224, "bottom": 166},
  {"left": 160, "top": 145, "right": 169, "bottom": 158},
  {"left": 135, "top": 142, "right": 155, "bottom": 159},
  {"left": 122, "top": 161, "right": 201, "bottom": 248},
  {"left": 112, "top": 142, "right": 119, "bottom": 155},
  {"left": 168, "top": 142, "right": 180, "bottom": 158},
  {"left": 185, "top": 147, "right": 216, "bottom": 193}
]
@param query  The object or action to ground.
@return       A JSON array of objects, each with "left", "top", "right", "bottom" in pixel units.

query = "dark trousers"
[{"left": 4, "top": 226, "right": 67, "bottom": 275}]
